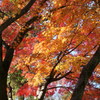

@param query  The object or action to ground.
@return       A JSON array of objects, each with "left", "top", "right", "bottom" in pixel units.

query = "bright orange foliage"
[
  {"left": 12, "top": 0, "right": 100, "bottom": 86},
  {"left": 0, "top": 0, "right": 100, "bottom": 99}
]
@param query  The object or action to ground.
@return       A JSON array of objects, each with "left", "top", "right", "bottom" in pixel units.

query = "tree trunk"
[
  {"left": 38, "top": 82, "right": 48, "bottom": 100},
  {"left": 0, "top": 72, "right": 8, "bottom": 100},
  {"left": 70, "top": 46, "right": 100, "bottom": 100},
  {"left": 0, "top": 48, "right": 14, "bottom": 100}
]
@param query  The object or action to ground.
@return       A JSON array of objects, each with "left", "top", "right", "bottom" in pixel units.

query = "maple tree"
[
  {"left": 0, "top": 0, "right": 48, "bottom": 99},
  {"left": 0, "top": 0, "right": 100, "bottom": 100}
]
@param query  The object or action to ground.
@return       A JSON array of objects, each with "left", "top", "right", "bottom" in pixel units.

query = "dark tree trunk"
[
  {"left": 0, "top": 72, "right": 8, "bottom": 100},
  {"left": 39, "top": 82, "right": 49, "bottom": 100},
  {"left": 0, "top": 48, "right": 14, "bottom": 100},
  {"left": 70, "top": 46, "right": 100, "bottom": 100},
  {"left": 0, "top": 34, "right": 8, "bottom": 100}
]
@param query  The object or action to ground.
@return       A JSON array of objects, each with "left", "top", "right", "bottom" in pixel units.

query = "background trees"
[{"left": 0, "top": 0, "right": 100, "bottom": 100}]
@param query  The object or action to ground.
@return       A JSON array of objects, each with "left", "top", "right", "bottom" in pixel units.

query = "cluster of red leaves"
[{"left": 17, "top": 84, "right": 38, "bottom": 97}]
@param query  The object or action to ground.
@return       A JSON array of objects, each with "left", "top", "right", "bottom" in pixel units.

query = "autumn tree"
[
  {"left": 0, "top": 0, "right": 48, "bottom": 99},
  {"left": 16, "top": 0, "right": 100, "bottom": 100},
  {"left": 17, "top": 0, "right": 99, "bottom": 100},
  {"left": 0, "top": 0, "right": 100, "bottom": 100}
]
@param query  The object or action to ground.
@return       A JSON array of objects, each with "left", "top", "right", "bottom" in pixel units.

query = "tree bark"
[
  {"left": 0, "top": 72, "right": 8, "bottom": 100},
  {"left": 0, "top": 33, "right": 8, "bottom": 100},
  {"left": 70, "top": 46, "right": 100, "bottom": 100},
  {"left": 0, "top": 47, "right": 14, "bottom": 100},
  {"left": 38, "top": 82, "right": 48, "bottom": 100}
]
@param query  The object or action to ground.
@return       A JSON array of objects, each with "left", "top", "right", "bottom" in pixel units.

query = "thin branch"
[
  {"left": 50, "top": 5, "right": 66, "bottom": 12},
  {"left": 52, "top": 70, "right": 73, "bottom": 82},
  {"left": 57, "top": 51, "right": 63, "bottom": 61},
  {"left": 54, "top": 73, "right": 61, "bottom": 79},
  {"left": 50, "top": 4, "right": 89, "bottom": 12},
  {"left": 11, "top": 16, "right": 38, "bottom": 48},
  {"left": 47, "top": 86, "right": 68, "bottom": 90},
  {"left": 84, "top": 45, "right": 98, "bottom": 57},
  {"left": 65, "top": 42, "right": 82, "bottom": 55},
  {"left": 0, "top": 10, "right": 8, "bottom": 18}
]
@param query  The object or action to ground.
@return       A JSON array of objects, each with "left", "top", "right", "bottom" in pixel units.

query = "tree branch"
[
  {"left": 70, "top": 45, "right": 100, "bottom": 100},
  {"left": 84, "top": 45, "right": 98, "bottom": 57},
  {"left": 47, "top": 86, "right": 68, "bottom": 90},
  {"left": 0, "top": 10, "right": 8, "bottom": 18},
  {"left": 11, "top": 16, "right": 38, "bottom": 48},
  {"left": 52, "top": 70, "right": 73, "bottom": 82},
  {"left": 0, "top": 0, "right": 36, "bottom": 32}
]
